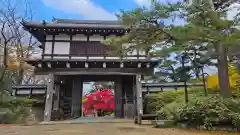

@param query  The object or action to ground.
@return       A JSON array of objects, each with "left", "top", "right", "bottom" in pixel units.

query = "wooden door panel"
[{"left": 70, "top": 41, "right": 115, "bottom": 56}]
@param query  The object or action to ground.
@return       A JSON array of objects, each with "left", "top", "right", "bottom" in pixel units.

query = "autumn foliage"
[
  {"left": 207, "top": 64, "right": 240, "bottom": 89},
  {"left": 83, "top": 89, "right": 115, "bottom": 115}
]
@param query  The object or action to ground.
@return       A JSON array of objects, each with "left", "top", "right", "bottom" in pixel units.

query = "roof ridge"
[{"left": 52, "top": 18, "right": 120, "bottom": 25}]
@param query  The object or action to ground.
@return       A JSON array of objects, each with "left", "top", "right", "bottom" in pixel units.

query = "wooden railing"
[
  {"left": 12, "top": 85, "right": 47, "bottom": 97},
  {"left": 12, "top": 82, "right": 204, "bottom": 97},
  {"left": 142, "top": 82, "right": 204, "bottom": 92},
  {"left": 42, "top": 54, "right": 149, "bottom": 60}
]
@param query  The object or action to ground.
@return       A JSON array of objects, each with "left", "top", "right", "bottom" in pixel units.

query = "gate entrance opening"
[
  {"left": 52, "top": 75, "right": 137, "bottom": 120},
  {"left": 82, "top": 81, "right": 115, "bottom": 117}
]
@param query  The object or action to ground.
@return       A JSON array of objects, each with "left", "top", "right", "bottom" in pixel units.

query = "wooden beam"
[
  {"left": 34, "top": 68, "right": 153, "bottom": 75},
  {"left": 87, "top": 35, "right": 90, "bottom": 41},
  {"left": 41, "top": 35, "right": 46, "bottom": 59},
  {"left": 28, "top": 57, "right": 156, "bottom": 64},
  {"left": 44, "top": 73, "right": 54, "bottom": 122},
  {"left": 51, "top": 35, "right": 55, "bottom": 59}
]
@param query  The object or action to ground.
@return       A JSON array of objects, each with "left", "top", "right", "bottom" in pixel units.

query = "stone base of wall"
[
  {"left": 124, "top": 103, "right": 135, "bottom": 119},
  {"left": 178, "top": 123, "right": 240, "bottom": 132},
  {"left": 24, "top": 107, "right": 44, "bottom": 125}
]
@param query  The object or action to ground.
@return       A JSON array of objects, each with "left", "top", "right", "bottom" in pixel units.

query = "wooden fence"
[{"left": 12, "top": 82, "right": 204, "bottom": 97}]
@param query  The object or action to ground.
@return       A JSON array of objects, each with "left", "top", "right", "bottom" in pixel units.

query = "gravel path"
[{"left": 0, "top": 123, "right": 238, "bottom": 135}]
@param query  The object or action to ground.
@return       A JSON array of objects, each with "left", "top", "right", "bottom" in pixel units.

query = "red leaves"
[{"left": 83, "top": 89, "right": 115, "bottom": 115}]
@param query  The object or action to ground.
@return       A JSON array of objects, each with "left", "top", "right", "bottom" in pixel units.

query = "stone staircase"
[{"left": 61, "top": 99, "right": 72, "bottom": 119}]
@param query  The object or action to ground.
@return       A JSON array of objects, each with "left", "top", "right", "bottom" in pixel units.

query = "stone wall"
[{"left": 25, "top": 106, "right": 44, "bottom": 125}]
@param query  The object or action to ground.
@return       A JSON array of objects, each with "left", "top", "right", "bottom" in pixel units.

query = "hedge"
[{"left": 145, "top": 87, "right": 240, "bottom": 128}]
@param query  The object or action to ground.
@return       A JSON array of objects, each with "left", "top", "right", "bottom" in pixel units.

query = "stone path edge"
[{"left": 38, "top": 119, "right": 134, "bottom": 125}]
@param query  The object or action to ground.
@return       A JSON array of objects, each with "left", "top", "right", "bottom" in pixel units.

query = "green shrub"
[
  {"left": 157, "top": 101, "right": 183, "bottom": 120},
  {"left": 144, "top": 87, "right": 240, "bottom": 128},
  {"left": 175, "top": 96, "right": 240, "bottom": 128},
  {"left": 145, "top": 87, "right": 240, "bottom": 128},
  {"left": 144, "top": 87, "right": 209, "bottom": 114},
  {"left": 145, "top": 90, "right": 184, "bottom": 113},
  {"left": 0, "top": 96, "right": 39, "bottom": 124}
]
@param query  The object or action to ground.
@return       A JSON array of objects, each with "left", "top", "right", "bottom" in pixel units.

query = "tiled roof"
[
  {"left": 22, "top": 18, "right": 126, "bottom": 29},
  {"left": 52, "top": 18, "right": 120, "bottom": 25}
]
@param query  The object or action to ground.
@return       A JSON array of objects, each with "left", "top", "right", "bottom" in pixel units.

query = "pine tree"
[{"left": 105, "top": 0, "right": 240, "bottom": 97}]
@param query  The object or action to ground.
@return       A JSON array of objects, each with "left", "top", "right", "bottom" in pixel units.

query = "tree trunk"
[
  {"left": 216, "top": 44, "right": 231, "bottom": 97},
  {"left": 0, "top": 68, "right": 6, "bottom": 105},
  {"left": 17, "top": 69, "right": 24, "bottom": 85}
]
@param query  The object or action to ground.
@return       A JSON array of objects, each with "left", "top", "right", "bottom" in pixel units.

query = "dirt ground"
[{"left": 0, "top": 123, "right": 238, "bottom": 135}]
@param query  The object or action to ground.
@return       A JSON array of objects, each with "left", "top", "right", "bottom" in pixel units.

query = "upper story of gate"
[
  {"left": 22, "top": 18, "right": 159, "bottom": 71},
  {"left": 23, "top": 18, "right": 148, "bottom": 61}
]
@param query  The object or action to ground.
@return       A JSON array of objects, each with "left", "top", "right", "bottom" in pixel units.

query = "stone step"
[{"left": 152, "top": 120, "right": 174, "bottom": 128}]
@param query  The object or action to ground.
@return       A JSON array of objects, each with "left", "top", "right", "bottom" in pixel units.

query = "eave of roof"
[{"left": 21, "top": 19, "right": 129, "bottom": 43}]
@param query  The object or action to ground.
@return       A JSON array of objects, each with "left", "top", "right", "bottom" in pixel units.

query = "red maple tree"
[{"left": 83, "top": 89, "right": 115, "bottom": 115}]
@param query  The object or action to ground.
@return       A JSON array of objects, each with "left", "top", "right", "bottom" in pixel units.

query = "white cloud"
[
  {"left": 41, "top": 0, "right": 117, "bottom": 20},
  {"left": 226, "top": 3, "right": 240, "bottom": 20},
  {"left": 135, "top": 0, "right": 152, "bottom": 7},
  {"left": 134, "top": 0, "right": 181, "bottom": 7},
  {"left": 135, "top": 1, "right": 239, "bottom": 21}
]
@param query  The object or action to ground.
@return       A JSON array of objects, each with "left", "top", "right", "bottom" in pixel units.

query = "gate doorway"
[
  {"left": 82, "top": 81, "right": 115, "bottom": 117},
  {"left": 53, "top": 75, "right": 136, "bottom": 121}
]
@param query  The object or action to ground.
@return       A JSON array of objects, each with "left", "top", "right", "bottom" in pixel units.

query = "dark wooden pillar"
[
  {"left": 123, "top": 75, "right": 135, "bottom": 119},
  {"left": 53, "top": 75, "right": 60, "bottom": 110},
  {"left": 71, "top": 76, "right": 83, "bottom": 118},
  {"left": 44, "top": 73, "right": 54, "bottom": 122},
  {"left": 136, "top": 74, "right": 143, "bottom": 124},
  {"left": 133, "top": 77, "right": 137, "bottom": 117},
  {"left": 114, "top": 77, "right": 123, "bottom": 118}
]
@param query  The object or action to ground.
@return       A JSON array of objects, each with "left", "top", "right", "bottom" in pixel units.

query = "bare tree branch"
[{"left": 0, "top": 0, "right": 44, "bottom": 85}]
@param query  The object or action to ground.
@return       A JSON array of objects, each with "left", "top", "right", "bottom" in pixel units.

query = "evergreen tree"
[{"left": 105, "top": 0, "right": 240, "bottom": 97}]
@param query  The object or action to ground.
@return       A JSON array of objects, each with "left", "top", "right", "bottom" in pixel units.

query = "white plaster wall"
[
  {"left": 122, "top": 43, "right": 146, "bottom": 56},
  {"left": 122, "top": 43, "right": 138, "bottom": 55},
  {"left": 89, "top": 34, "right": 104, "bottom": 42},
  {"left": 53, "top": 42, "right": 70, "bottom": 54},
  {"left": 44, "top": 42, "right": 52, "bottom": 54},
  {"left": 122, "top": 43, "right": 130, "bottom": 49},
  {"left": 72, "top": 34, "right": 87, "bottom": 41},
  {"left": 106, "top": 35, "right": 116, "bottom": 39},
  {"left": 46, "top": 35, "right": 53, "bottom": 40},
  {"left": 139, "top": 50, "right": 146, "bottom": 55},
  {"left": 55, "top": 34, "right": 70, "bottom": 40}
]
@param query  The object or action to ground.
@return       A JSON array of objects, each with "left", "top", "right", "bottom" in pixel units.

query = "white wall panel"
[
  {"left": 106, "top": 35, "right": 116, "bottom": 39},
  {"left": 53, "top": 42, "right": 70, "bottom": 54},
  {"left": 139, "top": 50, "right": 146, "bottom": 55},
  {"left": 44, "top": 42, "right": 52, "bottom": 54},
  {"left": 122, "top": 43, "right": 146, "bottom": 55},
  {"left": 46, "top": 35, "right": 53, "bottom": 40},
  {"left": 89, "top": 35, "right": 104, "bottom": 42},
  {"left": 122, "top": 43, "right": 138, "bottom": 55},
  {"left": 55, "top": 34, "right": 70, "bottom": 40},
  {"left": 72, "top": 34, "right": 87, "bottom": 41}
]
